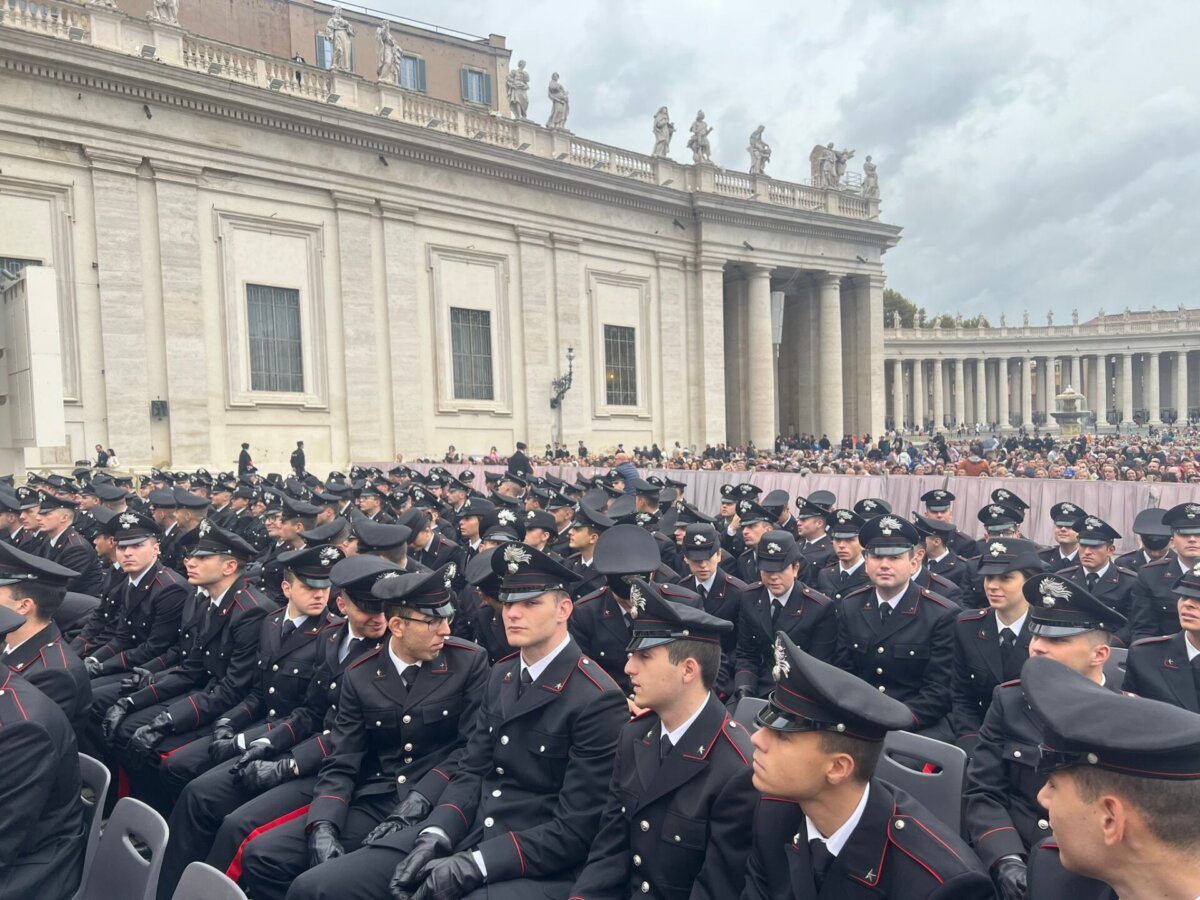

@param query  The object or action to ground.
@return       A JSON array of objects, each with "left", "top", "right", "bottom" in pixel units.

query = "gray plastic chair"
[
  {"left": 76, "top": 753, "right": 111, "bottom": 890},
  {"left": 171, "top": 861, "right": 248, "bottom": 900},
  {"left": 1104, "top": 646, "right": 1129, "bottom": 692},
  {"left": 74, "top": 797, "right": 168, "bottom": 900},
  {"left": 732, "top": 696, "right": 768, "bottom": 733},
  {"left": 876, "top": 729, "right": 968, "bottom": 834}
]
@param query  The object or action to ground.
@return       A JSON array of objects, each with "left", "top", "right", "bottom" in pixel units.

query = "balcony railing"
[{"left": 0, "top": 0, "right": 882, "bottom": 222}]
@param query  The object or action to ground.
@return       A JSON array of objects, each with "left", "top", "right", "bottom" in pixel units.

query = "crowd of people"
[{"left": 3, "top": 458, "right": 1200, "bottom": 900}]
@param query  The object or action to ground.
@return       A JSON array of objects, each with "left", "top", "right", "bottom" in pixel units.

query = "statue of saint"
[
  {"left": 1023, "top": 310, "right": 1030, "bottom": 326},
  {"left": 324, "top": 6, "right": 355, "bottom": 72},
  {"left": 810, "top": 143, "right": 837, "bottom": 188},
  {"left": 506, "top": 60, "right": 530, "bottom": 119},
  {"left": 1047, "top": 310, "right": 1054, "bottom": 325},
  {"left": 376, "top": 22, "right": 401, "bottom": 84},
  {"left": 834, "top": 147, "right": 856, "bottom": 182},
  {"left": 747, "top": 125, "right": 771, "bottom": 175},
  {"left": 1000, "top": 312, "right": 1007, "bottom": 327},
  {"left": 687, "top": 111, "right": 713, "bottom": 164},
  {"left": 1072, "top": 308, "right": 1079, "bottom": 325},
  {"left": 652, "top": 107, "right": 675, "bottom": 158},
  {"left": 149, "top": 0, "right": 179, "bottom": 25},
  {"left": 861, "top": 155, "right": 880, "bottom": 199},
  {"left": 545, "top": 72, "right": 570, "bottom": 131}
]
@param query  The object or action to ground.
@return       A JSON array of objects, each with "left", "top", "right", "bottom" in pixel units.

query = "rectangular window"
[
  {"left": 0, "top": 257, "right": 40, "bottom": 278},
  {"left": 399, "top": 55, "right": 427, "bottom": 91},
  {"left": 246, "top": 284, "right": 304, "bottom": 393},
  {"left": 460, "top": 67, "right": 492, "bottom": 105},
  {"left": 604, "top": 324, "right": 637, "bottom": 406},
  {"left": 450, "top": 307, "right": 494, "bottom": 401}
]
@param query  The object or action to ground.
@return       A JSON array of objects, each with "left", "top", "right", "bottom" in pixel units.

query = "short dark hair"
[
  {"left": 1071, "top": 767, "right": 1200, "bottom": 851},
  {"left": 9, "top": 581, "right": 66, "bottom": 622},
  {"left": 665, "top": 639, "right": 721, "bottom": 690},
  {"left": 817, "top": 731, "right": 885, "bottom": 783},
  {"left": 366, "top": 544, "right": 408, "bottom": 566}
]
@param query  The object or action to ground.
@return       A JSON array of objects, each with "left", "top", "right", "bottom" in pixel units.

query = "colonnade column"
[
  {"left": 891, "top": 360, "right": 904, "bottom": 430},
  {"left": 997, "top": 358, "right": 1010, "bottom": 430},
  {"left": 817, "top": 272, "right": 844, "bottom": 439},
  {"left": 744, "top": 265, "right": 776, "bottom": 448},
  {"left": 1020, "top": 356, "right": 1034, "bottom": 429},
  {"left": 913, "top": 359, "right": 925, "bottom": 430},
  {"left": 953, "top": 357, "right": 966, "bottom": 429},
  {"left": 1120, "top": 353, "right": 1134, "bottom": 426},
  {"left": 1147, "top": 352, "right": 1162, "bottom": 426},
  {"left": 1177, "top": 351, "right": 1189, "bottom": 423},
  {"left": 931, "top": 358, "right": 944, "bottom": 431},
  {"left": 974, "top": 360, "right": 986, "bottom": 428}
]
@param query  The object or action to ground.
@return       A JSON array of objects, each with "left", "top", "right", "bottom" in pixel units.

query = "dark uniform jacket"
[
  {"left": 52, "top": 591, "right": 100, "bottom": 646},
  {"left": 1114, "top": 547, "right": 1174, "bottom": 572},
  {"left": 122, "top": 577, "right": 273, "bottom": 733},
  {"left": 925, "top": 549, "right": 969, "bottom": 588},
  {"left": 1129, "top": 556, "right": 1189, "bottom": 642},
  {"left": 137, "top": 586, "right": 208, "bottom": 676},
  {"left": 1026, "top": 837, "right": 1116, "bottom": 900},
  {"left": 1038, "top": 547, "right": 1079, "bottom": 573},
  {"left": 569, "top": 587, "right": 637, "bottom": 696},
  {"left": 569, "top": 694, "right": 757, "bottom": 900},
  {"left": 798, "top": 534, "right": 836, "bottom": 583},
  {"left": 453, "top": 587, "right": 513, "bottom": 665},
  {"left": 3, "top": 622, "right": 92, "bottom": 731},
  {"left": 40, "top": 525, "right": 105, "bottom": 595},
  {"left": 306, "top": 636, "right": 489, "bottom": 832},
  {"left": 411, "top": 532, "right": 465, "bottom": 576},
  {"left": 158, "top": 523, "right": 186, "bottom": 576},
  {"left": 1062, "top": 563, "right": 1138, "bottom": 645},
  {"left": 567, "top": 556, "right": 608, "bottom": 602},
  {"left": 256, "top": 623, "right": 383, "bottom": 776},
  {"left": 735, "top": 582, "right": 838, "bottom": 697},
  {"left": 218, "top": 610, "right": 336, "bottom": 735},
  {"left": 8, "top": 525, "right": 43, "bottom": 556},
  {"left": 1123, "top": 632, "right": 1200, "bottom": 712},
  {"left": 392, "top": 640, "right": 628, "bottom": 895},
  {"left": 674, "top": 570, "right": 750, "bottom": 698},
  {"left": 950, "top": 608, "right": 1031, "bottom": 739},
  {"left": 833, "top": 582, "right": 957, "bottom": 731},
  {"left": 734, "top": 547, "right": 761, "bottom": 586},
  {"left": 815, "top": 560, "right": 869, "bottom": 603},
  {"left": 950, "top": 530, "right": 981, "bottom": 560},
  {"left": 0, "top": 670, "right": 85, "bottom": 900},
  {"left": 68, "top": 566, "right": 124, "bottom": 656},
  {"left": 741, "top": 780, "right": 993, "bottom": 900},
  {"left": 912, "top": 566, "right": 965, "bottom": 608},
  {"left": 87, "top": 561, "right": 190, "bottom": 675}
]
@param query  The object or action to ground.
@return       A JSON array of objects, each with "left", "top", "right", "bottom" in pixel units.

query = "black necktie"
[
  {"left": 281, "top": 620, "right": 297, "bottom": 640},
  {"left": 771, "top": 599, "right": 784, "bottom": 628},
  {"left": 517, "top": 667, "right": 533, "bottom": 698},
  {"left": 1191, "top": 657, "right": 1200, "bottom": 701},
  {"left": 660, "top": 731, "right": 673, "bottom": 762},
  {"left": 880, "top": 603, "right": 893, "bottom": 626},
  {"left": 400, "top": 665, "right": 418, "bottom": 690},
  {"left": 1086, "top": 572, "right": 1100, "bottom": 591},
  {"left": 809, "top": 839, "right": 835, "bottom": 890},
  {"left": 838, "top": 569, "right": 850, "bottom": 586},
  {"left": 999, "top": 628, "right": 1022, "bottom": 681},
  {"left": 696, "top": 584, "right": 708, "bottom": 606},
  {"left": 338, "top": 636, "right": 361, "bottom": 664}
]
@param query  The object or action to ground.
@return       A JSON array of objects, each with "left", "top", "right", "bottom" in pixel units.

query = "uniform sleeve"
[
  {"left": 566, "top": 735, "right": 632, "bottom": 900},
  {"left": 1128, "top": 570, "right": 1161, "bottom": 642},
  {"left": 732, "top": 601, "right": 761, "bottom": 695},
  {"left": 903, "top": 608, "right": 955, "bottom": 730},
  {"left": 950, "top": 627, "right": 983, "bottom": 738},
  {"left": 306, "top": 671, "right": 370, "bottom": 830},
  {"left": 691, "top": 764, "right": 757, "bottom": 900},
  {"left": 410, "top": 649, "right": 490, "bottom": 805},
  {"left": 1119, "top": 646, "right": 1148, "bottom": 697},
  {"left": 165, "top": 605, "right": 268, "bottom": 730},
  {"left": 94, "top": 582, "right": 188, "bottom": 674},
  {"left": 806, "top": 601, "right": 839, "bottom": 664},
  {"left": 963, "top": 689, "right": 1028, "bottom": 867},
  {"left": 739, "top": 802, "right": 777, "bottom": 900},
  {"left": 220, "top": 621, "right": 271, "bottom": 730},
  {"left": 0, "top": 721, "right": 57, "bottom": 864}
]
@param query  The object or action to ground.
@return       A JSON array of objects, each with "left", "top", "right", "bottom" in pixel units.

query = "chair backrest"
[
  {"left": 172, "top": 861, "right": 248, "bottom": 900},
  {"left": 732, "top": 696, "right": 768, "bottom": 734},
  {"left": 876, "top": 730, "right": 968, "bottom": 834},
  {"left": 77, "top": 753, "right": 111, "bottom": 881},
  {"left": 1104, "top": 646, "right": 1129, "bottom": 692},
  {"left": 74, "top": 797, "right": 168, "bottom": 900}
]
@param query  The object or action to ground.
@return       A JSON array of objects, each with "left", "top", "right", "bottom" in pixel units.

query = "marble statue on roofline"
[
  {"left": 507, "top": 60, "right": 530, "bottom": 119},
  {"left": 652, "top": 107, "right": 674, "bottom": 158},
  {"left": 861, "top": 156, "right": 879, "bottom": 199},
  {"left": 324, "top": 6, "right": 355, "bottom": 72},
  {"left": 546, "top": 73, "right": 570, "bottom": 130},
  {"left": 748, "top": 125, "right": 771, "bottom": 175},
  {"left": 688, "top": 111, "right": 713, "bottom": 164},
  {"left": 376, "top": 22, "right": 401, "bottom": 83},
  {"left": 149, "top": 0, "right": 179, "bottom": 25}
]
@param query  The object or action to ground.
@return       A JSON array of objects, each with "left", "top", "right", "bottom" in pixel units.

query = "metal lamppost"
[{"left": 550, "top": 347, "right": 575, "bottom": 447}]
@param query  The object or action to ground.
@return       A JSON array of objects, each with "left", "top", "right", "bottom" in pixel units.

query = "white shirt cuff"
[{"left": 471, "top": 850, "right": 487, "bottom": 878}]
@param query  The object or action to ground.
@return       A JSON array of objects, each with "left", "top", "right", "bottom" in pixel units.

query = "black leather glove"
[
  {"left": 308, "top": 821, "right": 344, "bottom": 868},
  {"left": 129, "top": 710, "right": 173, "bottom": 754},
  {"left": 84, "top": 656, "right": 103, "bottom": 677},
  {"left": 409, "top": 852, "right": 484, "bottom": 900},
  {"left": 389, "top": 830, "right": 451, "bottom": 896},
  {"left": 209, "top": 719, "right": 238, "bottom": 761},
  {"left": 240, "top": 758, "right": 296, "bottom": 792},
  {"left": 120, "top": 666, "right": 153, "bottom": 690},
  {"left": 229, "top": 740, "right": 274, "bottom": 776},
  {"left": 101, "top": 697, "right": 134, "bottom": 741},
  {"left": 993, "top": 857, "right": 1028, "bottom": 900},
  {"left": 363, "top": 791, "right": 432, "bottom": 845}
]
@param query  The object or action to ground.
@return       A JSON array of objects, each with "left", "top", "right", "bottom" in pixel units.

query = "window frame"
[
  {"left": 603, "top": 323, "right": 638, "bottom": 407},
  {"left": 399, "top": 54, "right": 427, "bottom": 92},
  {"left": 449, "top": 306, "right": 496, "bottom": 402},
  {"left": 460, "top": 66, "right": 493, "bottom": 107},
  {"left": 588, "top": 269, "right": 653, "bottom": 419},
  {"left": 246, "top": 283, "right": 305, "bottom": 394}
]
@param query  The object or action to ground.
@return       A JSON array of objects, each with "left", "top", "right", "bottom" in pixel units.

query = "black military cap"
[
  {"left": 404, "top": 486, "right": 438, "bottom": 509},
  {"left": 490, "top": 544, "right": 580, "bottom": 602},
  {"left": 458, "top": 497, "right": 496, "bottom": 520},
  {"left": 977, "top": 503, "right": 1023, "bottom": 534},
  {"left": 483, "top": 470, "right": 503, "bottom": 486},
  {"left": 13, "top": 486, "right": 41, "bottom": 510},
  {"left": 809, "top": 490, "right": 837, "bottom": 511},
  {"left": 457, "top": 470, "right": 476, "bottom": 485},
  {"left": 387, "top": 464, "right": 413, "bottom": 479},
  {"left": 674, "top": 501, "right": 715, "bottom": 528},
  {"left": 482, "top": 506, "right": 525, "bottom": 543},
  {"left": 523, "top": 509, "right": 557, "bottom": 534},
  {"left": 733, "top": 483, "right": 762, "bottom": 500},
  {"left": 147, "top": 488, "right": 177, "bottom": 509},
  {"left": 718, "top": 483, "right": 738, "bottom": 501},
  {"left": 395, "top": 508, "right": 431, "bottom": 537},
  {"left": 544, "top": 492, "right": 573, "bottom": 511},
  {"left": 465, "top": 548, "right": 504, "bottom": 598},
  {"left": 604, "top": 494, "right": 634, "bottom": 520},
  {"left": 624, "top": 577, "right": 730, "bottom": 651},
  {"left": 1130, "top": 507, "right": 1171, "bottom": 538},
  {"left": 172, "top": 487, "right": 210, "bottom": 510},
  {"left": 104, "top": 511, "right": 162, "bottom": 546},
  {"left": 1163, "top": 502, "right": 1200, "bottom": 535},
  {"left": 1023, "top": 656, "right": 1200, "bottom": 780},
  {"left": 859, "top": 514, "right": 921, "bottom": 556},
  {"left": 975, "top": 538, "right": 1046, "bottom": 576},
  {"left": 1050, "top": 501, "right": 1086, "bottom": 527},
  {"left": 188, "top": 520, "right": 258, "bottom": 562},
  {"left": 627, "top": 477, "right": 661, "bottom": 498},
  {"left": 324, "top": 480, "right": 354, "bottom": 498},
  {"left": 360, "top": 482, "right": 390, "bottom": 501},
  {"left": 1170, "top": 564, "right": 1200, "bottom": 600},
  {"left": 352, "top": 519, "right": 413, "bottom": 552},
  {"left": 736, "top": 498, "right": 773, "bottom": 526},
  {"left": 794, "top": 495, "right": 830, "bottom": 520},
  {"left": 279, "top": 495, "right": 321, "bottom": 521},
  {"left": 1073, "top": 514, "right": 1121, "bottom": 546},
  {"left": 0, "top": 540, "right": 79, "bottom": 588},
  {"left": 761, "top": 489, "right": 790, "bottom": 518},
  {"left": 759, "top": 632, "right": 913, "bottom": 741},
  {"left": 1023, "top": 572, "right": 1126, "bottom": 636},
  {"left": 75, "top": 508, "right": 112, "bottom": 541},
  {"left": 827, "top": 508, "right": 865, "bottom": 540},
  {"left": 853, "top": 497, "right": 892, "bottom": 519},
  {"left": 912, "top": 512, "right": 956, "bottom": 540},
  {"left": 756, "top": 530, "right": 802, "bottom": 572},
  {"left": 45, "top": 474, "right": 77, "bottom": 492},
  {"left": 681, "top": 524, "right": 721, "bottom": 560},
  {"left": 571, "top": 502, "right": 615, "bottom": 533},
  {"left": 91, "top": 481, "right": 128, "bottom": 503},
  {"left": 500, "top": 472, "right": 527, "bottom": 489},
  {"left": 309, "top": 490, "right": 340, "bottom": 507},
  {"left": 301, "top": 519, "right": 352, "bottom": 546},
  {"left": 37, "top": 491, "right": 78, "bottom": 511},
  {"left": 593, "top": 523, "right": 661, "bottom": 575},
  {"left": 192, "top": 468, "right": 214, "bottom": 486},
  {"left": 991, "top": 487, "right": 1029, "bottom": 512},
  {"left": 232, "top": 484, "right": 257, "bottom": 501},
  {"left": 330, "top": 555, "right": 401, "bottom": 611},
  {"left": 278, "top": 544, "right": 345, "bottom": 588},
  {"left": 919, "top": 488, "right": 955, "bottom": 512},
  {"left": 0, "top": 491, "right": 20, "bottom": 515},
  {"left": 372, "top": 563, "right": 457, "bottom": 619}
]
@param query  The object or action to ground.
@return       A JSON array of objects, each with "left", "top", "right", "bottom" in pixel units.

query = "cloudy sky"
[{"left": 373, "top": 0, "right": 1200, "bottom": 320}]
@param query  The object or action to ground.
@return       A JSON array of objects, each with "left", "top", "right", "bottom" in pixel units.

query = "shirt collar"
[
  {"left": 388, "top": 641, "right": 423, "bottom": 679},
  {"left": 698, "top": 573, "right": 718, "bottom": 593},
  {"left": 662, "top": 697, "right": 709, "bottom": 747},
  {"left": 875, "top": 589, "right": 906, "bottom": 610},
  {"left": 209, "top": 585, "right": 232, "bottom": 608},
  {"left": 129, "top": 563, "right": 154, "bottom": 588},
  {"left": 521, "top": 633, "right": 572, "bottom": 683},
  {"left": 928, "top": 550, "right": 950, "bottom": 564},
  {"left": 1185, "top": 634, "right": 1200, "bottom": 662},
  {"left": 839, "top": 558, "right": 864, "bottom": 575},
  {"left": 285, "top": 612, "right": 307, "bottom": 630},
  {"left": 769, "top": 583, "right": 795, "bottom": 606},
  {"left": 1087, "top": 562, "right": 1111, "bottom": 580},
  {"left": 998, "top": 610, "right": 1028, "bottom": 638},
  {"left": 806, "top": 782, "right": 871, "bottom": 857}
]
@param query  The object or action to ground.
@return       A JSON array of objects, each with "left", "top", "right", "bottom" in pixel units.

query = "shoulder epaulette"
[
  {"left": 802, "top": 586, "right": 831, "bottom": 606},
  {"left": 1131, "top": 634, "right": 1173, "bottom": 646},
  {"left": 1116, "top": 566, "right": 1137, "bottom": 577},
  {"left": 348, "top": 647, "right": 383, "bottom": 669},
  {"left": 888, "top": 812, "right": 976, "bottom": 879},
  {"left": 918, "top": 588, "right": 955, "bottom": 609},
  {"left": 957, "top": 607, "right": 989, "bottom": 622},
  {"left": 576, "top": 656, "right": 621, "bottom": 692},
  {"left": 1144, "top": 558, "right": 1172, "bottom": 569},
  {"left": 496, "top": 650, "right": 520, "bottom": 664},
  {"left": 843, "top": 583, "right": 873, "bottom": 600},
  {"left": 1057, "top": 564, "right": 1082, "bottom": 576},
  {"left": 724, "top": 573, "right": 750, "bottom": 590},
  {"left": 998, "top": 678, "right": 1022, "bottom": 689},
  {"left": 442, "top": 636, "right": 483, "bottom": 652},
  {"left": 575, "top": 586, "right": 609, "bottom": 605}
]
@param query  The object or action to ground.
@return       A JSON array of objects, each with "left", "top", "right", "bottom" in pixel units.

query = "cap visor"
[
  {"left": 115, "top": 536, "right": 154, "bottom": 547},
  {"left": 867, "top": 546, "right": 913, "bottom": 557},
  {"left": 297, "top": 575, "right": 333, "bottom": 588},
  {"left": 499, "top": 587, "right": 561, "bottom": 603},
  {"left": 1028, "top": 621, "right": 1100, "bottom": 638},
  {"left": 625, "top": 634, "right": 676, "bottom": 652},
  {"left": 683, "top": 548, "right": 717, "bottom": 560}
]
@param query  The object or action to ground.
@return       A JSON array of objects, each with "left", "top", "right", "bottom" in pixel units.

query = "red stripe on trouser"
[
  {"left": 117, "top": 766, "right": 131, "bottom": 799},
  {"left": 225, "top": 803, "right": 311, "bottom": 883}
]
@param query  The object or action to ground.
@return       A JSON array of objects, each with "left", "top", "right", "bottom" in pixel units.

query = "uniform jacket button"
[
  {"left": 500, "top": 735, "right": 509, "bottom": 745},
  {"left": 484, "top": 817, "right": 494, "bottom": 827},
  {"left": 1038, "top": 818, "right": 1050, "bottom": 830},
  {"left": 639, "top": 820, "right": 650, "bottom": 832},
  {"left": 397, "top": 775, "right": 407, "bottom": 784},
  {"left": 402, "top": 715, "right": 412, "bottom": 724},
  {"left": 641, "top": 882, "right": 650, "bottom": 893},
  {"left": 495, "top": 767, "right": 504, "bottom": 775},
  {"left": 403, "top": 743, "right": 413, "bottom": 752},
  {"left": 492, "top": 789, "right": 501, "bottom": 797},
  {"left": 877, "top": 647, "right": 885, "bottom": 654},
  {"left": 633, "top": 855, "right": 642, "bottom": 866}
]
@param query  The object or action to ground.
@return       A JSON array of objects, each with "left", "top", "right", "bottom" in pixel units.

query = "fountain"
[{"left": 1051, "top": 386, "right": 1088, "bottom": 437}]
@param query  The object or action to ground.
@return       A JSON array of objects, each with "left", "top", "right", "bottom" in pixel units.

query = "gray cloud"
[{"left": 375, "top": 0, "right": 1200, "bottom": 319}]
